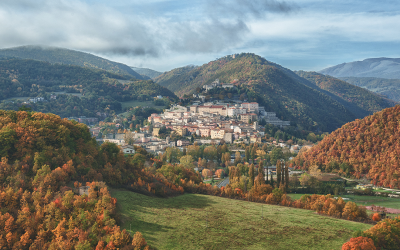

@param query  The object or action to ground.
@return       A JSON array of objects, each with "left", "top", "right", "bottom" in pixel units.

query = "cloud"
[
  {"left": 0, "top": 0, "right": 296, "bottom": 58},
  {"left": 206, "top": 0, "right": 298, "bottom": 19},
  {"left": 1, "top": 0, "right": 399, "bottom": 72}
]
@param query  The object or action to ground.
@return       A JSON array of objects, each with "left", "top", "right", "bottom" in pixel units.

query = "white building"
[{"left": 121, "top": 145, "right": 135, "bottom": 154}]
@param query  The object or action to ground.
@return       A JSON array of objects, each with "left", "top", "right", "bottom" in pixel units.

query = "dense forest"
[
  {"left": 293, "top": 105, "right": 400, "bottom": 189},
  {"left": 0, "top": 45, "right": 143, "bottom": 79},
  {"left": 0, "top": 59, "right": 176, "bottom": 118},
  {"left": 0, "top": 110, "right": 198, "bottom": 249}
]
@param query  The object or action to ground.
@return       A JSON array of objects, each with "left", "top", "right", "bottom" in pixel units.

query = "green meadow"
[{"left": 111, "top": 189, "right": 371, "bottom": 250}]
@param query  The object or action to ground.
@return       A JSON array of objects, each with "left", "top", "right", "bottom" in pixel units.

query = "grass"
[{"left": 110, "top": 189, "right": 371, "bottom": 250}]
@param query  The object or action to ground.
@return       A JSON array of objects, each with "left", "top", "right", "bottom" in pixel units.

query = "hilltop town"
[{"left": 93, "top": 95, "right": 296, "bottom": 157}]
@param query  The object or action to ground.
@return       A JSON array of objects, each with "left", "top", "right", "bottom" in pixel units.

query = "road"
[{"left": 217, "top": 178, "right": 229, "bottom": 188}]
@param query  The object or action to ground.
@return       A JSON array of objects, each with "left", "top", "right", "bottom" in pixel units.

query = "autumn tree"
[
  {"left": 249, "top": 164, "right": 255, "bottom": 188},
  {"left": 180, "top": 155, "right": 194, "bottom": 168},
  {"left": 234, "top": 151, "right": 242, "bottom": 165}
]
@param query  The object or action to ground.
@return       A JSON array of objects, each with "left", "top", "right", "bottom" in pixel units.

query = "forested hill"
[
  {"left": 154, "top": 65, "right": 198, "bottom": 90},
  {"left": 339, "top": 76, "right": 400, "bottom": 103},
  {"left": 293, "top": 105, "right": 400, "bottom": 189},
  {"left": 0, "top": 110, "right": 188, "bottom": 248},
  {"left": 0, "top": 45, "right": 144, "bottom": 79},
  {"left": 295, "top": 71, "right": 396, "bottom": 117},
  {"left": 156, "top": 53, "right": 382, "bottom": 132},
  {"left": 0, "top": 58, "right": 176, "bottom": 117}
]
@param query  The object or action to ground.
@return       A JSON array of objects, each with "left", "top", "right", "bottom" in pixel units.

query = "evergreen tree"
[
  {"left": 251, "top": 146, "right": 256, "bottom": 163},
  {"left": 276, "top": 160, "right": 282, "bottom": 186},
  {"left": 245, "top": 146, "right": 250, "bottom": 162}
]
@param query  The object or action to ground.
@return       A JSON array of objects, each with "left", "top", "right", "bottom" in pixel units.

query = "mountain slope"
[
  {"left": 131, "top": 67, "right": 162, "bottom": 79},
  {"left": 319, "top": 58, "right": 400, "bottom": 79},
  {"left": 154, "top": 65, "right": 198, "bottom": 92},
  {"left": 156, "top": 53, "right": 360, "bottom": 131},
  {"left": 293, "top": 105, "right": 400, "bottom": 188},
  {"left": 0, "top": 45, "right": 144, "bottom": 79},
  {"left": 339, "top": 77, "right": 400, "bottom": 102},
  {"left": 0, "top": 58, "right": 176, "bottom": 117},
  {"left": 295, "top": 71, "right": 396, "bottom": 116}
]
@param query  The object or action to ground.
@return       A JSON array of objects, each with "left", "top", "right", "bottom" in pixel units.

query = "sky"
[{"left": 1, "top": 0, "right": 400, "bottom": 72}]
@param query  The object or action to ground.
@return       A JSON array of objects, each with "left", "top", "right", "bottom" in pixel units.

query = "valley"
[{"left": 0, "top": 46, "right": 399, "bottom": 250}]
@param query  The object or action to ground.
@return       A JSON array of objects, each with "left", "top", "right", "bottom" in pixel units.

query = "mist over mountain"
[
  {"left": 0, "top": 45, "right": 144, "bottom": 79},
  {"left": 319, "top": 58, "right": 400, "bottom": 79}
]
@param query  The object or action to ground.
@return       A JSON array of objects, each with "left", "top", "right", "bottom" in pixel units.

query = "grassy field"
[{"left": 111, "top": 189, "right": 371, "bottom": 250}]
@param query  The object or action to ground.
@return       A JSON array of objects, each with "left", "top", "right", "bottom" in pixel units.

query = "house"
[
  {"left": 241, "top": 102, "right": 259, "bottom": 113},
  {"left": 121, "top": 145, "right": 135, "bottom": 154},
  {"left": 240, "top": 113, "right": 257, "bottom": 123},
  {"left": 177, "top": 140, "right": 190, "bottom": 147},
  {"left": 78, "top": 186, "right": 90, "bottom": 196}
]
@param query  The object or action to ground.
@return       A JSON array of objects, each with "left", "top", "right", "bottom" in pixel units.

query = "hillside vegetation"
[
  {"left": 293, "top": 105, "right": 400, "bottom": 189},
  {"left": 112, "top": 190, "right": 371, "bottom": 250},
  {"left": 0, "top": 58, "right": 176, "bottom": 117},
  {"left": 296, "top": 71, "right": 396, "bottom": 116},
  {"left": 0, "top": 110, "right": 197, "bottom": 248},
  {"left": 154, "top": 65, "right": 198, "bottom": 91},
  {"left": 340, "top": 77, "right": 400, "bottom": 102},
  {"left": 0, "top": 45, "right": 144, "bottom": 79},
  {"left": 131, "top": 67, "right": 162, "bottom": 79}
]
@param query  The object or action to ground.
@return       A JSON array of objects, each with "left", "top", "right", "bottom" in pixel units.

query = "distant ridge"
[
  {"left": 319, "top": 58, "right": 400, "bottom": 79},
  {"left": 0, "top": 45, "right": 144, "bottom": 79},
  {"left": 131, "top": 67, "right": 163, "bottom": 79},
  {"left": 339, "top": 77, "right": 400, "bottom": 103}
]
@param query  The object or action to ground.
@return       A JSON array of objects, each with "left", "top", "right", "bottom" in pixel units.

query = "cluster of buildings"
[
  {"left": 202, "top": 79, "right": 235, "bottom": 91},
  {"left": 92, "top": 98, "right": 293, "bottom": 155},
  {"left": 97, "top": 132, "right": 175, "bottom": 155},
  {"left": 147, "top": 101, "right": 290, "bottom": 145}
]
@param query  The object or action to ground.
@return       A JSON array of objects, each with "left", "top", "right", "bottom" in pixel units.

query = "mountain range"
[
  {"left": 319, "top": 58, "right": 400, "bottom": 103},
  {"left": 319, "top": 58, "right": 400, "bottom": 79},
  {"left": 155, "top": 53, "right": 395, "bottom": 132},
  {"left": 0, "top": 46, "right": 397, "bottom": 133}
]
